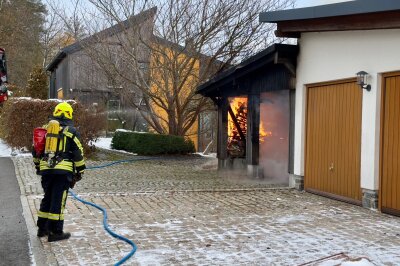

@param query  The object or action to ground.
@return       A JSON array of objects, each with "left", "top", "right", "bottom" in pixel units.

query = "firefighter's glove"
[
  {"left": 70, "top": 180, "right": 76, "bottom": 189},
  {"left": 70, "top": 173, "right": 83, "bottom": 189},
  {"left": 75, "top": 172, "right": 83, "bottom": 182}
]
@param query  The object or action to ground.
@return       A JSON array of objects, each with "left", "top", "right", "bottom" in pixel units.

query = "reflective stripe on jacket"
[{"left": 38, "top": 125, "right": 86, "bottom": 174}]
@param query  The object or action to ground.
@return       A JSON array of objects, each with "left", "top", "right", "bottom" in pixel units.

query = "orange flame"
[
  {"left": 228, "top": 97, "right": 271, "bottom": 143},
  {"left": 228, "top": 97, "right": 247, "bottom": 139}
]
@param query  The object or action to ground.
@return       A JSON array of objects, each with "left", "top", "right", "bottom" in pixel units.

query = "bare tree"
[
  {"left": 41, "top": 2, "right": 64, "bottom": 67},
  {"left": 62, "top": 0, "right": 294, "bottom": 136},
  {"left": 45, "top": 0, "right": 88, "bottom": 39}
]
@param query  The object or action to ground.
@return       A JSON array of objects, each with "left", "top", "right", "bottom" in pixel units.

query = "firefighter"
[
  {"left": 0, "top": 48, "right": 8, "bottom": 104},
  {"left": 33, "top": 102, "right": 86, "bottom": 242}
]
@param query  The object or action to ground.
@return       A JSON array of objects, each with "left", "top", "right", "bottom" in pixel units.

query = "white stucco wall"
[{"left": 294, "top": 29, "right": 400, "bottom": 190}]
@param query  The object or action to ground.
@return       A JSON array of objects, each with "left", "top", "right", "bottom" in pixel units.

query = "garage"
[
  {"left": 305, "top": 79, "right": 362, "bottom": 204},
  {"left": 380, "top": 72, "right": 400, "bottom": 216}
]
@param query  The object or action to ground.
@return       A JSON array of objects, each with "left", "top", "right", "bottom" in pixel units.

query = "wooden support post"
[
  {"left": 246, "top": 93, "right": 260, "bottom": 166},
  {"left": 217, "top": 98, "right": 228, "bottom": 160}
]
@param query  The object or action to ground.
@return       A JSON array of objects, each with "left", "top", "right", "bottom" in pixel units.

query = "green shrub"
[
  {"left": 111, "top": 131, "right": 195, "bottom": 155},
  {"left": 0, "top": 98, "right": 106, "bottom": 154},
  {"left": 26, "top": 66, "right": 48, "bottom": 99}
]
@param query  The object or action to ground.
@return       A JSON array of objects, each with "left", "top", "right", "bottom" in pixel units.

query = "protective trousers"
[{"left": 37, "top": 173, "right": 71, "bottom": 233}]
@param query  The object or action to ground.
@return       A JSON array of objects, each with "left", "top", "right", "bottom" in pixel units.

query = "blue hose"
[
  {"left": 68, "top": 189, "right": 137, "bottom": 265},
  {"left": 68, "top": 157, "right": 158, "bottom": 265},
  {"left": 86, "top": 157, "right": 156, "bottom": 170}
]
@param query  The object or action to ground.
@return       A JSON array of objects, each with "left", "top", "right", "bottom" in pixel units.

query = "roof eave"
[
  {"left": 46, "top": 51, "right": 67, "bottom": 71},
  {"left": 260, "top": 0, "right": 400, "bottom": 23}
]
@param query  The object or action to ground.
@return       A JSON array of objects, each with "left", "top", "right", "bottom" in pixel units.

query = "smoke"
[{"left": 259, "top": 90, "right": 290, "bottom": 184}]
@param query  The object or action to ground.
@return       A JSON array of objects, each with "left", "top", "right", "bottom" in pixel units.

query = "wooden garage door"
[
  {"left": 305, "top": 79, "right": 362, "bottom": 204},
  {"left": 381, "top": 72, "right": 400, "bottom": 216}
]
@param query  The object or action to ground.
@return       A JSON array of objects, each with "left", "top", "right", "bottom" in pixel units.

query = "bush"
[
  {"left": 5, "top": 83, "right": 25, "bottom": 97},
  {"left": 111, "top": 131, "right": 195, "bottom": 155},
  {"left": 26, "top": 66, "right": 48, "bottom": 99},
  {"left": 0, "top": 98, "right": 106, "bottom": 154}
]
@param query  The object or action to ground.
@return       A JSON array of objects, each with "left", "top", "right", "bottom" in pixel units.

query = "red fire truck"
[{"left": 0, "top": 48, "right": 8, "bottom": 104}]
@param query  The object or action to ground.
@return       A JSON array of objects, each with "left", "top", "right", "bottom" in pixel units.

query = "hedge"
[
  {"left": 0, "top": 98, "right": 106, "bottom": 154},
  {"left": 111, "top": 130, "right": 195, "bottom": 155}
]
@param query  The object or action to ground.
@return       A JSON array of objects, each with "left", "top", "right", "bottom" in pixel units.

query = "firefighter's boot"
[
  {"left": 37, "top": 228, "right": 48, "bottom": 237},
  {"left": 48, "top": 231, "right": 71, "bottom": 242}
]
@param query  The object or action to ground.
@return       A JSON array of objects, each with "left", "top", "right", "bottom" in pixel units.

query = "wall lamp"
[{"left": 356, "top": 71, "right": 371, "bottom": 91}]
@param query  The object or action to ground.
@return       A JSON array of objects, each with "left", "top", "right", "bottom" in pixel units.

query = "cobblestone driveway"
[{"left": 13, "top": 152, "right": 400, "bottom": 265}]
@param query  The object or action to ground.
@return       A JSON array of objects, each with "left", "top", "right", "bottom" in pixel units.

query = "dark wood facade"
[
  {"left": 47, "top": 8, "right": 156, "bottom": 104},
  {"left": 46, "top": 8, "right": 156, "bottom": 132},
  {"left": 197, "top": 44, "right": 298, "bottom": 179}
]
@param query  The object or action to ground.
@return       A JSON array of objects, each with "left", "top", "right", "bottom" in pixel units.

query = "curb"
[
  {"left": 20, "top": 194, "right": 59, "bottom": 266},
  {"left": 12, "top": 157, "right": 59, "bottom": 266}
]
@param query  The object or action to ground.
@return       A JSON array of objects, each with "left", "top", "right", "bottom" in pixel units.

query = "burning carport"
[{"left": 197, "top": 44, "right": 298, "bottom": 185}]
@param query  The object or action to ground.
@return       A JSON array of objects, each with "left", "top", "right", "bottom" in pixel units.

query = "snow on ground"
[
  {"left": 196, "top": 152, "right": 217, "bottom": 158},
  {"left": 1, "top": 136, "right": 210, "bottom": 158},
  {"left": 0, "top": 139, "right": 12, "bottom": 157},
  {"left": 0, "top": 139, "right": 32, "bottom": 157},
  {"left": 93, "top": 137, "right": 138, "bottom": 155},
  {"left": 94, "top": 137, "right": 216, "bottom": 158},
  {"left": 319, "top": 258, "right": 374, "bottom": 266},
  {"left": 0, "top": 136, "right": 116, "bottom": 157},
  {"left": 93, "top": 137, "right": 112, "bottom": 150}
]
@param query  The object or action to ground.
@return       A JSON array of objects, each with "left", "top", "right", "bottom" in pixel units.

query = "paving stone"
[{"left": 12, "top": 155, "right": 400, "bottom": 265}]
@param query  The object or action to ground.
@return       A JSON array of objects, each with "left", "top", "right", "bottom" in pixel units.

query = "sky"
[
  {"left": 296, "top": 0, "right": 354, "bottom": 8},
  {"left": 49, "top": 0, "right": 356, "bottom": 13}
]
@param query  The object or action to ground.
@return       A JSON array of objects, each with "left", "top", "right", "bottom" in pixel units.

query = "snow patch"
[
  {"left": 195, "top": 152, "right": 217, "bottom": 158},
  {"left": 116, "top": 228, "right": 136, "bottom": 235},
  {"left": 274, "top": 214, "right": 311, "bottom": 224},
  {"left": 28, "top": 241, "right": 36, "bottom": 266},
  {"left": 94, "top": 137, "right": 112, "bottom": 150},
  {"left": 0, "top": 140, "right": 32, "bottom": 157},
  {"left": 72, "top": 231, "right": 86, "bottom": 237},
  {"left": 144, "top": 220, "right": 183, "bottom": 229},
  {"left": 93, "top": 137, "right": 138, "bottom": 155},
  {"left": 318, "top": 258, "right": 374, "bottom": 266},
  {"left": 134, "top": 249, "right": 174, "bottom": 265},
  {"left": 0, "top": 139, "right": 12, "bottom": 157}
]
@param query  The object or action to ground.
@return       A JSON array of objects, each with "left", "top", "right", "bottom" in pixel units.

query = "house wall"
[
  {"left": 53, "top": 13, "right": 154, "bottom": 131},
  {"left": 52, "top": 57, "right": 69, "bottom": 99},
  {"left": 294, "top": 28, "right": 400, "bottom": 191}
]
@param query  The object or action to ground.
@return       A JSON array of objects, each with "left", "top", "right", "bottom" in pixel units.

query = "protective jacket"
[{"left": 33, "top": 118, "right": 85, "bottom": 175}]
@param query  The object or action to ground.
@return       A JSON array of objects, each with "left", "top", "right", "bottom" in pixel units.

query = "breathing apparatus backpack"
[{"left": 33, "top": 120, "right": 66, "bottom": 168}]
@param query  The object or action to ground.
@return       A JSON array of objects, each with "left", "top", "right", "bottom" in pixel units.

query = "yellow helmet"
[{"left": 53, "top": 102, "right": 73, "bottom": 120}]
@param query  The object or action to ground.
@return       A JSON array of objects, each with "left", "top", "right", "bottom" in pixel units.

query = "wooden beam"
[
  {"left": 210, "top": 96, "right": 220, "bottom": 106},
  {"left": 277, "top": 58, "right": 296, "bottom": 76},
  {"left": 217, "top": 98, "right": 228, "bottom": 160},
  {"left": 275, "top": 11, "right": 400, "bottom": 37},
  {"left": 246, "top": 93, "right": 260, "bottom": 165},
  {"left": 228, "top": 106, "right": 246, "bottom": 142}
]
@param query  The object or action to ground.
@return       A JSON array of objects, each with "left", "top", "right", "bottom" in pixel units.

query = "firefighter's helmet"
[{"left": 53, "top": 102, "right": 73, "bottom": 120}]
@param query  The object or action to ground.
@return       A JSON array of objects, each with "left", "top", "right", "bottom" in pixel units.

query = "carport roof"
[
  {"left": 196, "top": 43, "right": 298, "bottom": 97},
  {"left": 259, "top": 0, "right": 400, "bottom": 38}
]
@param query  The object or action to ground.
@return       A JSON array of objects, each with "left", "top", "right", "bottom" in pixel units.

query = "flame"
[
  {"left": 228, "top": 97, "right": 271, "bottom": 143},
  {"left": 228, "top": 97, "right": 247, "bottom": 139},
  {"left": 259, "top": 123, "right": 272, "bottom": 143}
]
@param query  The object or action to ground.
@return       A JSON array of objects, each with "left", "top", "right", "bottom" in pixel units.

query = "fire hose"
[{"left": 68, "top": 157, "right": 158, "bottom": 265}]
